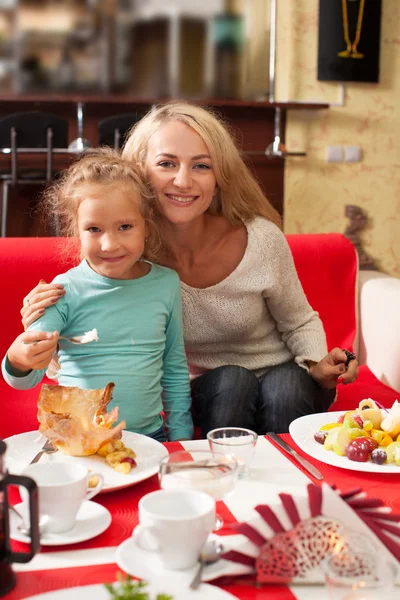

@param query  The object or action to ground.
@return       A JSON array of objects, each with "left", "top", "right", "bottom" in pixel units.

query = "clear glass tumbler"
[
  {"left": 158, "top": 450, "right": 238, "bottom": 530},
  {"left": 207, "top": 427, "right": 258, "bottom": 478}
]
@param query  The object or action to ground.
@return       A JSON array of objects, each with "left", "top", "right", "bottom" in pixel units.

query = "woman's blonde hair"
[
  {"left": 122, "top": 102, "right": 281, "bottom": 230},
  {"left": 41, "top": 147, "right": 161, "bottom": 261}
]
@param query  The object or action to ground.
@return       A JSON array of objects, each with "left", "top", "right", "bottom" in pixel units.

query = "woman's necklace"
[{"left": 338, "top": 0, "right": 366, "bottom": 59}]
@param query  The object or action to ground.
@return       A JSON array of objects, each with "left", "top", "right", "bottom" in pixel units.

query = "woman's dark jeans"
[{"left": 191, "top": 362, "right": 336, "bottom": 438}]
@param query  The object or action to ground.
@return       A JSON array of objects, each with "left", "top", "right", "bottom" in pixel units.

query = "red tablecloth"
[{"left": 4, "top": 436, "right": 400, "bottom": 600}]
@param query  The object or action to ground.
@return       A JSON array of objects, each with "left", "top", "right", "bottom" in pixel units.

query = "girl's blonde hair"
[
  {"left": 41, "top": 147, "right": 161, "bottom": 261},
  {"left": 122, "top": 102, "right": 281, "bottom": 232}
]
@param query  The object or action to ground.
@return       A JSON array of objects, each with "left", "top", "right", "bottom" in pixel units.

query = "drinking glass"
[
  {"left": 322, "top": 549, "right": 397, "bottom": 599},
  {"left": 158, "top": 450, "right": 238, "bottom": 530},
  {"left": 207, "top": 427, "right": 258, "bottom": 478}
]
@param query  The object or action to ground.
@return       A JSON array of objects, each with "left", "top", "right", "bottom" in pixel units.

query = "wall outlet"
[
  {"left": 326, "top": 145, "right": 343, "bottom": 162},
  {"left": 345, "top": 146, "right": 361, "bottom": 162}
]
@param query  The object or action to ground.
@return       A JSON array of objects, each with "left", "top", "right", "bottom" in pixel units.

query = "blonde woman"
[{"left": 19, "top": 102, "right": 358, "bottom": 436}]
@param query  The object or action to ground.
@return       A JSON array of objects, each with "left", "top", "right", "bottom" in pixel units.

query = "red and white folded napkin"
[{"left": 203, "top": 483, "right": 400, "bottom": 585}]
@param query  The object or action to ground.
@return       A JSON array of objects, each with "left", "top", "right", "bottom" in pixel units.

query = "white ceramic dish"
[
  {"left": 289, "top": 411, "right": 400, "bottom": 473},
  {"left": 10, "top": 501, "right": 111, "bottom": 546},
  {"left": 4, "top": 430, "right": 168, "bottom": 492},
  {"left": 23, "top": 582, "right": 237, "bottom": 600},
  {"left": 116, "top": 533, "right": 252, "bottom": 585}
]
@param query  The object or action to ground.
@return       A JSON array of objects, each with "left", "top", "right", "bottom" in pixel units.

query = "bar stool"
[
  {"left": 98, "top": 113, "right": 143, "bottom": 150},
  {"left": 0, "top": 111, "right": 69, "bottom": 237}
]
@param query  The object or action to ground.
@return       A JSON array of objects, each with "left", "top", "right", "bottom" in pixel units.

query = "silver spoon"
[
  {"left": 23, "top": 330, "right": 98, "bottom": 345},
  {"left": 10, "top": 504, "right": 47, "bottom": 536},
  {"left": 189, "top": 540, "right": 224, "bottom": 590}
]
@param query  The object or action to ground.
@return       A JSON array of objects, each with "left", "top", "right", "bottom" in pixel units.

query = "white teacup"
[
  {"left": 21, "top": 462, "right": 104, "bottom": 534},
  {"left": 133, "top": 489, "right": 216, "bottom": 570}
]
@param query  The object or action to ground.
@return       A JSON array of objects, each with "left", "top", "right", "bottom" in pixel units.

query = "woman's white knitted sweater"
[{"left": 181, "top": 217, "right": 327, "bottom": 379}]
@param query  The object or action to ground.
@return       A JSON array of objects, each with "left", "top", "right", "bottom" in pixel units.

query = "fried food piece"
[
  {"left": 37, "top": 382, "right": 126, "bottom": 456},
  {"left": 97, "top": 438, "right": 137, "bottom": 474}
]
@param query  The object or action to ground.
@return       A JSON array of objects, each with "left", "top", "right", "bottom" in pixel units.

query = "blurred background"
[{"left": 0, "top": 0, "right": 270, "bottom": 99}]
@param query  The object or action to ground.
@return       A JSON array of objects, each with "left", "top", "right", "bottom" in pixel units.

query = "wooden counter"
[{"left": 0, "top": 95, "right": 329, "bottom": 237}]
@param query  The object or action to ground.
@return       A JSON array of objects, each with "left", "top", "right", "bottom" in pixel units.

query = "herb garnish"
[{"left": 104, "top": 576, "right": 173, "bottom": 600}]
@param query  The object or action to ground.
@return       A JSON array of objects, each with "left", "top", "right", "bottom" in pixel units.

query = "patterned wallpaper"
[{"left": 274, "top": 0, "right": 400, "bottom": 277}]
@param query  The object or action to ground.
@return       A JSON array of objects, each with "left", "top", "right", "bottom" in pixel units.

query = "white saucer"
[
  {"left": 23, "top": 582, "right": 237, "bottom": 600},
  {"left": 10, "top": 501, "right": 111, "bottom": 546},
  {"left": 116, "top": 533, "right": 253, "bottom": 585}
]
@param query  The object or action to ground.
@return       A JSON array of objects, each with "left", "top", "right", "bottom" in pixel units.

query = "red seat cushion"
[{"left": 0, "top": 235, "right": 396, "bottom": 440}]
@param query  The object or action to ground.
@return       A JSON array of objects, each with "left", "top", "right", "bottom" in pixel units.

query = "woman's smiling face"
[{"left": 144, "top": 120, "right": 217, "bottom": 225}]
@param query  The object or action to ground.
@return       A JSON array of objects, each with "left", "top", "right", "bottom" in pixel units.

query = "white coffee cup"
[
  {"left": 133, "top": 489, "right": 216, "bottom": 570},
  {"left": 21, "top": 462, "right": 104, "bottom": 534}
]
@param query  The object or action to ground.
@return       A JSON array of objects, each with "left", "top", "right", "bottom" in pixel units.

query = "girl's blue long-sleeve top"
[{"left": 2, "top": 260, "right": 193, "bottom": 441}]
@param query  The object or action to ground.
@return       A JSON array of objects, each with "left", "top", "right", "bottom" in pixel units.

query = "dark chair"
[
  {"left": 98, "top": 113, "right": 143, "bottom": 150},
  {"left": 0, "top": 111, "right": 69, "bottom": 237}
]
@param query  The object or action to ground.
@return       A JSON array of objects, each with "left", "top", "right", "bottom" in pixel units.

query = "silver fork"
[
  {"left": 58, "top": 335, "right": 95, "bottom": 344},
  {"left": 30, "top": 438, "right": 58, "bottom": 464}
]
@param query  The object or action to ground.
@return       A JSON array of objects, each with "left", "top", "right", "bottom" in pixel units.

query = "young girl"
[{"left": 1, "top": 148, "right": 193, "bottom": 442}]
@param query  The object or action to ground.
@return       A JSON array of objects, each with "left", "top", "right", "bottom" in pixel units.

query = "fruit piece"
[
  {"left": 344, "top": 410, "right": 356, "bottom": 418},
  {"left": 348, "top": 428, "right": 368, "bottom": 441},
  {"left": 379, "top": 434, "right": 393, "bottom": 447},
  {"left": 353, "top": 414, "right": 364, "bottom": 428},
  {"left": 105, "top": 450, "right": 130, "bottom": 466},
  {"left": 337, "top": 414, "right": 345, "bottom": 424},
  {"left": 371, "top": 449, "right": 387, "bottom": 465},
  {"left": 323, "top": 427, "right": 342, "bottom": 450},
  {"left": 314, "top": 430, "right": 328, "bottom": 444},
  {"left": 346, "top": 437, "right": 378, "bottom": 462},
  {"left": 346, "top": 443, "right": 369, "bottom": 462},
  {"left": 120, "top": 456, "right": 137, "bottom": 466},
  {"left": 362, "top": 419, "right": 373, "bottom": 431},
  {"left": 359, "top": 437, "right": 379, "bottom": 452},
  {"left": 370, "top": 429, "right": 384, "bottom": 444},
  {"left": 344, "top": 415, "right": 362, "bottom": 429},
  {"left": 97, "top": 441, "right": 115, "bottom": 457},
  {"left": 385, "top": 442, "right": 400, "bottom": 464},
  {"left": 114, "top": 462, "right": 131, "bottom": 474},
  {"left": 381, "top": 400, "right": 400, "bottom": 438},
  {"left": 321, "top": 423, "right": 343, "bottom": 431},
  {"left": 88, "top": 475, "right": 101, "bottom": 488},
  {"left": 333, "top": 428, "right": 352, "bottom": 456},
  {"left": 112, "top": 440, "right": 124, "bottom": 451},
  {"left": 357, "top": 399, "right": 383, "bottom": 429}
]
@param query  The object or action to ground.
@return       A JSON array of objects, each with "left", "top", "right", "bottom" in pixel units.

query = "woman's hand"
[
  {"left": 21, "top": 280, "right": 65, "bottom": 329},
  {"left": 7, "top": 331, "right": 60, "bottom": 374},
  {"left": 308, "top": 347, "right": 359, "bottom": 389}
]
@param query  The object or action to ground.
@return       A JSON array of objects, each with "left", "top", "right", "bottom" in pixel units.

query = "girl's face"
[
  {"left": 144, "top": 120, "right": 217, "bottom": 226},
  {"left": 77, "top": 187, "right": 147, "bottom": 280}
]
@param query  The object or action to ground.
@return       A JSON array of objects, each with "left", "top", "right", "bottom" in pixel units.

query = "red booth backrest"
[{"left": 0, "top": 234, "right": 357, "bottom": 437}]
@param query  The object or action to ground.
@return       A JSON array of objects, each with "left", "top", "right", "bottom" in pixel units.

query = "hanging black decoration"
[{"left": 317, "top": 0, "right": 382, "bottom": 83}]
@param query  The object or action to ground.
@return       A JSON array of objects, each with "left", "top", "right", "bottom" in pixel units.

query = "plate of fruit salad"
[{"left": 289, "top": 399, "right": 400, "bottom": 473}]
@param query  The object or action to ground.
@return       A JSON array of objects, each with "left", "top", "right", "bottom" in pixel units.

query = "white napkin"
[{"left": 203, "top": 484, "right": 399, "bottom": 585}]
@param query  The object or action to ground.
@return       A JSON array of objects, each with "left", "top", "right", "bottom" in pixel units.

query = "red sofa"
[{"left": 1, "top": 235, "right": 399, "bottom": 439}]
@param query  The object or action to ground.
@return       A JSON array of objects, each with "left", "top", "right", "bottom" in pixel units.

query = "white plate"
[
  {"left": 116, "top": 533, "right": 252, "bottom": 585},
  {"left": 10, "top": 501, "right": 111, "bottom": 546},
  {"left": 4, "top": 430, "right": 168, "bottom": 492},
  {"left": 289, "top": 411, "right": 400, "bottom": 473},
  {"left": 23, "top": 582, "right": 237, "bottom": 600}
]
